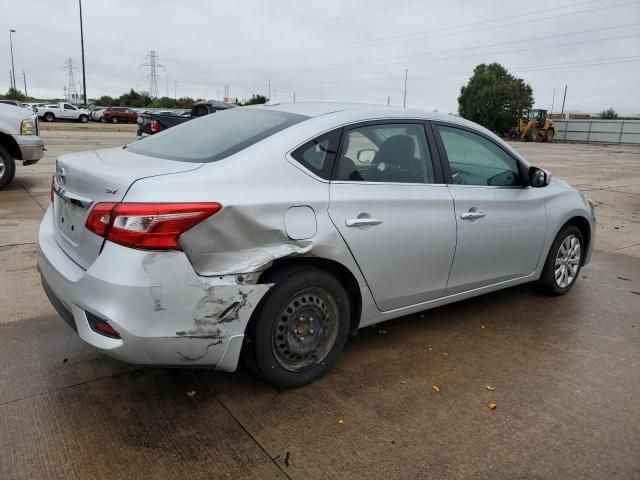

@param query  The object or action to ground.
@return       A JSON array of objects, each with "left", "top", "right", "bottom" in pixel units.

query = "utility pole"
[
  {"left": 560, "top": 85, "right": 568, "bottom": 117},
  {"left": 9, "top": 29, "right": 16, "bottom": 90},
  {"left": 293, "top": 91, "right": 296, "bottom": 102},
  {"left": 387, "top": 95, "right": 390, "bottom": 106},
  {"left": 174, "top": 81, "right": 177, "bottom": 99},
  {"left": 166, "top": 74, "right": 169, "bottom": 97},
  {"left": 268, "top": 79, "right": 271, "bottom": 101},
  {"left": 551, "top": 88, "right": 556, "bottom": 114},
  {"left": 22, "top": 71, "right": 27, "bottom": 96},
  {"left": 140, "top": 51, "right": 165, "bottom": 98},
  {"left": 78, "top": 0, "right": 87, "bottom": 105},
  {"left": 403, "top": 69, "right": 408, "bottom": 108}
]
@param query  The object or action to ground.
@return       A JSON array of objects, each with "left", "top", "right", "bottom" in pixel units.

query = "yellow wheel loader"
[{"left": 510, "top": 109, "right": 555, "bottom": 142}]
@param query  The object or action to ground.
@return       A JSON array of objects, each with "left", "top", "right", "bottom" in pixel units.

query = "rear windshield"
[{"left": 127, "top": 107, "right": 308, "bottom": 163}]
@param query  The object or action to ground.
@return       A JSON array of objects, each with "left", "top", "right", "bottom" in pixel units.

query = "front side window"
[
  {"left": 64, "top": 103, "right": 76, "bottom": 110},
  {"left": 127, "top": 107, "right": 308, "bottom": 163},
  {"left": 335, "top": 123, "right": 435, "bottom": 183},
  {"left": 290, "top": 129, "right": 342, "bottom": 179},
  {"left": 437, "top": 125, "right": 521, "bottom": 187}
]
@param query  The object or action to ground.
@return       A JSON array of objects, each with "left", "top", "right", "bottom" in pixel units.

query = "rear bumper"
[
  {"left": 13, "top": 135, "right": 44, "bottom": 163},
  {"left": 37, "top": 205, "right": 271, "bottom": 371}
]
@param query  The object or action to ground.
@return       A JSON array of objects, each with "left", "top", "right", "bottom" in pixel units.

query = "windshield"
[{"left": 127, "top": 107, "right": 307, "bottom": 163}]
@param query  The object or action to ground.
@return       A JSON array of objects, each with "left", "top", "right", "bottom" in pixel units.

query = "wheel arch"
[
  {"left": 0, "top": 131, "right": 21, "bottom": 159},
  {"left": 560, "top": 215, "right": 591, "bottom": 265},
  {"left": 258, "top": 256, "right": 362, "bottom": 334}
]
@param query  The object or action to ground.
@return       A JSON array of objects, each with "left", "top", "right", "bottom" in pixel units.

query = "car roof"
[{"left": 258, "top": 101, "right": 465, "bottom": 123}]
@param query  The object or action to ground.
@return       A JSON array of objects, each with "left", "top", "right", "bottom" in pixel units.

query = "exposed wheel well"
[
  {"left": 561, "top": 216, "right": 591, "bottom": 264},
  {"left": 0, "top": 132, "right": 21, "bottom": 159},
  {"left": 259, "top": 257, "right": 362, "bottom": 333}
]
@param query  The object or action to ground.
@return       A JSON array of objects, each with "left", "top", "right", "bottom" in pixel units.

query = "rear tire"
[
  {"left": 111, "top": 116, "right": 119, "bottom": 124},
  {"left": 0, "top": 146, "right": 16, "bottom": 190},
  {"left": 44, "top": 112, "right": 55, "bottom": 122},
  {"left": 99, "top": 116, "right": 106, "bottom": 123},
  {"left": 537, "top": 225, "right": 584, "bottom": 295},
  {"left": 245, "top": 266, "right": 351, "bottom": 388}
]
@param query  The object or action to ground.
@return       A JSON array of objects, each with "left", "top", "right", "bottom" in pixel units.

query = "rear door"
[
  {"left": 328, "top": 121, "right": 456, "bottom": 311},
  {"left": 433, "top": 123, "right": 547, "bottom": 295}
]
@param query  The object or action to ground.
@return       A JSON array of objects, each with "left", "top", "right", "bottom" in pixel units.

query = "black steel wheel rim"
[{"left": 271, "top": 287, "right": 339, "bottom": 372}]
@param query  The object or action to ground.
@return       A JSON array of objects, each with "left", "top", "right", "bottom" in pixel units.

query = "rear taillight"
[
  {"left": 86, "top": 202, "right": 222, "bottom": 250},
  {"left": 150, "top": 120, "right": 161, "bottom": 133}
]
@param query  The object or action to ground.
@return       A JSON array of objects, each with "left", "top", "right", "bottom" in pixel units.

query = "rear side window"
[
  {"left": 127, "top": 108, "right": 308, "bottom": 163},
  {"left": 290, "top": 129, "right": 342, "bottom": 180},
  {"left": 192, "top": 105, "right": 209, "bottom": 117}
]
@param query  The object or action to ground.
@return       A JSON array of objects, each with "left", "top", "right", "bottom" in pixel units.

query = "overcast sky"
[{"left": 2, "top": 0, "right": 640, "bottom": 113}]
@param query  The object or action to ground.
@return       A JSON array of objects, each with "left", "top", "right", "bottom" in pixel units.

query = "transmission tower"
[
  {"left": 63, "top": 58, "right": 79, "bottom": 103},
  {"left": 140, "top": 51, "right": 165, "bottom": 98}
]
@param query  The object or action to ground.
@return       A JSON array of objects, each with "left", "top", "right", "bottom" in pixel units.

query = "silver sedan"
[{"left": 38, "top": 103, "right": 595, "bottom": 387}]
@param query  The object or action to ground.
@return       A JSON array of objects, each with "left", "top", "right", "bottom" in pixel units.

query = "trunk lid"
[{"left": 52, "top": 147, "right": 202, "bottom": 269}]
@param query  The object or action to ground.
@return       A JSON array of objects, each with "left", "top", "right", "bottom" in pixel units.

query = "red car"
[{"left": 102, "top": 107, "right": 138, "bottom": 124}]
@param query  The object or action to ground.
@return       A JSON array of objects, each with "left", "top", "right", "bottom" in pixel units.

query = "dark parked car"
[
  {"left": 102, "top": 107, "right": 138, "bottom": 124},
  {"left": 136, "top": 100, "right": 236, "bottom": 137},
  {"left": 0, "top": 100, "right": 26, "bottom": 108}
]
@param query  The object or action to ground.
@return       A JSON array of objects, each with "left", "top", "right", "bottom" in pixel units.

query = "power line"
[
  {"left": 248, "top": 23, "right": 640, "bottom": 76},
  {"left": 140, "top": 50, "right": 165, "bottom": 98},
  {"left": 233, "top": 0, "right": 636, "bottom": 61}
]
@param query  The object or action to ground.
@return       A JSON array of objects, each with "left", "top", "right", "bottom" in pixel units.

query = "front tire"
[
  {"left": 79, "top": 114, "right": 88, "bottom": 123},
  {"left": 537, "top": 225, "right": 584, "bottom": 295},
  {"left": 246, "top": 266, "right": 351, "bottom": 388},
  {"left": 111, "top": 116, "right": 119, "bottom": 124},
  {"left": 0, "top": 146, "right": 16, "bottom": 189}
]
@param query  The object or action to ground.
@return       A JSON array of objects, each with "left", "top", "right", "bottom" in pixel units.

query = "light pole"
[
  {"left": 9, "top": 29, "right": 16, "bottom": 90},
  {"left": 78, "top": 0, "right": 87, "bottom": 105},
  {"left": 403, "top": 69, "right": 408, "bottom": 108}
]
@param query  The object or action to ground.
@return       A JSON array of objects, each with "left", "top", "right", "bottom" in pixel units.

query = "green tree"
[
  {"left": 241, "top": 94, "right": 268, "bottom": 105},
  {"left": 458, "top": 63, "right": 533, "bottom": 134},
  {"left": 599, "top": 107, "right": 618, "bottom": 119},
  {"left": 95, "top": 95, "right": 116, "bottom": 106},
  {"left": 0, "top": 87, "right": 26, "bottom": 101}
]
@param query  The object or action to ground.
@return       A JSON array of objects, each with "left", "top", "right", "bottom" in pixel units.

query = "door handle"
[
  {"left": 460, "top": 211, "right": 486, "bottom": 220},
  {"left": 346, "top": 218, "right": 383, "bottom": 227}
]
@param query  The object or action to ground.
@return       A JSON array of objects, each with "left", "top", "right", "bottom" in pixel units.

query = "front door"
[
  {"left": 63, "top": 103, "right": 77, "bottom": 119},
  {"left": 328, "top": 122, "right": 456, "bottom": 311},
  {"left": 433, "top": 123, "right": 547, "bottom": 295}
]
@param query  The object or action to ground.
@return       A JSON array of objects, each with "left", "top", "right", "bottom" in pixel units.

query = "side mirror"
[
  {"left": 357, "top": 149, "right": 376, "bottom": 163},
  {"left": 529, "top": 166, "right": 551, "bottom": 187}
]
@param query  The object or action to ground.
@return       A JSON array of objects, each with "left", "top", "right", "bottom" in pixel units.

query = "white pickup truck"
[
  {"left": 0, "top": 104, "right": 45, "bottom": 188},
  {"left": 36, "top": 102, "right": 90, "bottom": 123}
]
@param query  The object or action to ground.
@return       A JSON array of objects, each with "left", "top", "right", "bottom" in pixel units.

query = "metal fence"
[{"left": 553, "top": 119, "right": 640, "bottom": 144}]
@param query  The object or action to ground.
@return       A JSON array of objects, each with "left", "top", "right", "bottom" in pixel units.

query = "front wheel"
[
  {"left": 537, "top": 225, "right": 583, "bottom": 295},
  {"left": 245, "top": 266, "right": 351, "bottom": 388},
  {"left": 111, "top": 116, "right": 119, "bottom": 124},
  {"left": 79, "top": 114, "right": 88, "bottom": 123},
  {"left": 0, "top": 146, "right": 16, "bottom": 189}
]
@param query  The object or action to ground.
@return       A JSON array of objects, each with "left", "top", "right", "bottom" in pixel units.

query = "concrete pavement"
[{"left": 1, "top": 130, "right": 638, "bottom": 479}]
